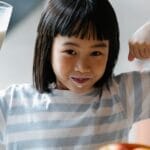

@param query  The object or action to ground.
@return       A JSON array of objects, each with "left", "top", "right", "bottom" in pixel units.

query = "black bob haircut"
[{"left": 33, "top": 0, "right": 120, "bottom": 93}]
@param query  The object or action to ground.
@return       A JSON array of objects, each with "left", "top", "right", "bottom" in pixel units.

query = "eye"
[
  {"left": 91, "top": 51, "right": 102, "bottom": 56},
  {"left": 63, "top": 49, "right": 77, "bottom": 55}
]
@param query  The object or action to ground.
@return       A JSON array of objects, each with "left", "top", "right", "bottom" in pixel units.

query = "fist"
[{"left": 128, "top": 22, "right": 150, "bottom": 61}]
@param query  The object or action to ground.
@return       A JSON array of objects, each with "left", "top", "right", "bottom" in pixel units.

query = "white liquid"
[
  {"left": 0, "top": 3, "right": 13, "bottom": 49},
  {"left": 0, "top": 30, "right": 6, "bottom": 49}
]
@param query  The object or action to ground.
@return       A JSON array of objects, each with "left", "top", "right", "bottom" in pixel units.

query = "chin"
[{"left": 70, "top": 87, "right": 92, "bottom": 94}]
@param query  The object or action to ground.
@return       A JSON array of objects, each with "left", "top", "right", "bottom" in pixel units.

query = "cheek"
[
  {"left": 52, "top": 56, "right": 73, "bottom": 75},
  {"left": 59, "top": 57, "right": 73, "bottom": 70},
  {"left": 93, "top": 57, "right": 108, "bottom": 72}
]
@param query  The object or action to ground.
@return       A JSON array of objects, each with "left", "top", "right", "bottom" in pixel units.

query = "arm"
[
  {"left": 128, "top": 22, "right": 150, "bottom": 61},
  {"left": 131, "top": 119, "right": 150, "bottom": 146},
  {"left": 128, "top": 22, "right": 150, "bottom": 146}
]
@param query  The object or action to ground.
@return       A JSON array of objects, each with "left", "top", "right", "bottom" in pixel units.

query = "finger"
[
  {"left": 133, "top": 44, "right": 142, "bottom": 59},
  {"left": 131, "top": 44, "right": 147, "bottom": 59},
  {"left": 136, "top": 44, "right": 150, "bottom": 59},
  {"left": 138, "top": 46, "right": 146, "bottom": 58},
  {"left": 128, "top": 52, "right": 135, "bottom": 61},
  {"left": 145, "top": 44, "right": 150, "bottom": 58},
  {"left": 128, "top": 42, "right": 135, "bottom": 61},
  {"left": 141, "top": 47, "right": 149, "bottom": 58}
]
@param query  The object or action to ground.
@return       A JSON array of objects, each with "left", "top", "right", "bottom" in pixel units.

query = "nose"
[{"left": 74, "top": 58, "right": 90, "bottom": 73}]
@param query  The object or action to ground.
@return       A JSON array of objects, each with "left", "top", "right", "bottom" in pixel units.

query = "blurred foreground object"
[
  {"left": 0, "top": 1, "right": 12, "bottom": 49},
  {"left": 99, "top": 143, "right": 150, "bottom": 150},
  {"left": 4, "top": 0, "right": 44, "bottom": 32}
]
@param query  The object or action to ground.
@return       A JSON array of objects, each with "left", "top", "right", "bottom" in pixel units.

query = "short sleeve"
[
  {"left": 0, "top": 89, "right": 7, "bottom": 149},
  {"left": 134, "top": 71, "right": 150, "bottom": 121},
  {"left": 115, "top": 71, "right": 150, "bottom": 124},
  {"left": 0, "top": 86, "right": 13, "bottom": 150}
]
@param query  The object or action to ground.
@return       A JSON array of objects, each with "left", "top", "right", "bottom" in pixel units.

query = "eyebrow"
[
  {"left": 63, "top": 42, "right": 107, "bottom": 48},
  {"left": 91, "top": 43, "right": 107, "bottom": 48}
]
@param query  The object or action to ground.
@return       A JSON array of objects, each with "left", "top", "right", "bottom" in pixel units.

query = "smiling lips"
[{"left": 71, "top": 77, "right": 91, "bottom": 84}]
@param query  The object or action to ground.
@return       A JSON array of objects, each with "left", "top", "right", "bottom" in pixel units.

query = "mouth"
[{"left": 71, "top": 77, "right": 91, "bottom": 84}]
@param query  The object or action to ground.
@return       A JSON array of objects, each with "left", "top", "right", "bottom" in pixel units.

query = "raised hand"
[{"left": 128, "top": 22, "right": 150, "bottom": 61}]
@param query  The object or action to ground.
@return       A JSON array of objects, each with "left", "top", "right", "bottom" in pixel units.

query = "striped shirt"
[{"left": 0, "top": 71, "right": 150, "bottom": 150}]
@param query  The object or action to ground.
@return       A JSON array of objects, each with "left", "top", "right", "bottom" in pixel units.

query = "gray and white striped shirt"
[{"left": 0, "top": 71, "right": 150, "bottom": 150}]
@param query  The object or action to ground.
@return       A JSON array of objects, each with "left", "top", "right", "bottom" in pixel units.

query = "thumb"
[{"left": 128, "top": 52, "right": 135, "bottom": 61}]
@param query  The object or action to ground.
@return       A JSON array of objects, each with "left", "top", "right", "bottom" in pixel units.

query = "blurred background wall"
[
  {"left": 4, "top": 0, "right": 44, "bottom": 32},
  {"left": 110, "top": 0, "right": 150, "bottom": 74},
  {"left": 0, "top": 0, "right": 47, "bottom": 89}
]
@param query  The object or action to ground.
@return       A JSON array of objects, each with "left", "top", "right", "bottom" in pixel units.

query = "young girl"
[{"left": 0, "top": 0, "right": 150, "bottom": 149}]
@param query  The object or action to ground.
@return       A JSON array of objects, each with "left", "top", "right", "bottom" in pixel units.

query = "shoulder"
[
  {"left": 0, "top": 83, "right": 38, "bottom": 99},
  {"left": 0, "top": 83, "right": 35, "bottom": 93},
  {"left": 112, "top": 71, "right": 150, "bottom": 85},
  {"left": 109, "top": 71, "right": 150, "bottom": 123},
  {"left": 106, "top": 71, "right": 150, "bottom": 100},
  {"left": 111, "top": 71, "right": 150, "bottom": 95}
]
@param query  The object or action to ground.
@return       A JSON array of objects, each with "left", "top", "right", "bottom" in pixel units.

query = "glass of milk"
[{"left": 0, "top": 1, "right": 13, "bottom": 49}]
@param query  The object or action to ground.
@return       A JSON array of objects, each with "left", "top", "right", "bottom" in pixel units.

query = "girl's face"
[{"left": 51, "top": 34, "right": 109, "bottom": 93}]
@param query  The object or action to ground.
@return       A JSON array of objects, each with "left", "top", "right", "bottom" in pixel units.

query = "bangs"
[
  {"left": 38, "top": 0, "right": 111, "bottom": 40},
  {"left": 56, "top": 18, "right": 106, "bottom": 40}
]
